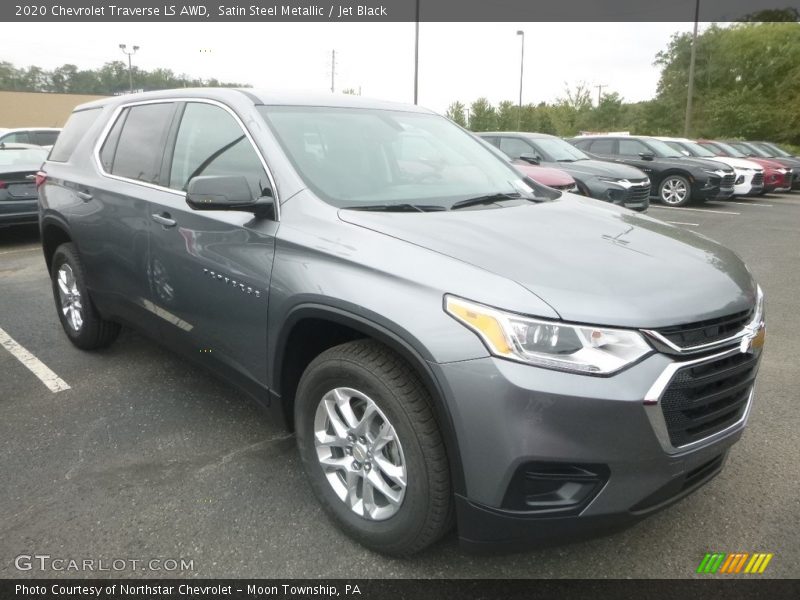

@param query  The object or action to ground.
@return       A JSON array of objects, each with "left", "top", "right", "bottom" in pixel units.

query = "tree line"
[
  {"left": 446, "top": 21, "right": 800, "bottom": 147},
  {"left": 0, "top": 60, "right": 246, "bottom": 96}
]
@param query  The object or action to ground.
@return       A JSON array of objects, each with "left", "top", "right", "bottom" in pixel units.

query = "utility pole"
[
  {"left": 119, "top": 44, "right": 139, "bottom": 94},
  {"left": 595, "top": 84, "right": 607, "bottom": 106},
  {"left": 413, "top": 0, "right": 420, "bottom": 104},
  {"left": 683, "top": 0, "right": 701, "bottom": 137},
  {"left": 331, "top": 49, "right": 336, "bottom": 93},
  {"left": 516, "top": 30, "right": 525, "bottom": 129}
]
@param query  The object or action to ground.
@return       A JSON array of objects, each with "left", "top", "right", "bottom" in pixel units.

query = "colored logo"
[{"left": 697, "top": 552, "right": 774, "bottom": 574}]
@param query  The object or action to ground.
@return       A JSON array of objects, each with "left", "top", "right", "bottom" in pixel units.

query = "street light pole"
[
  {"left": 516, "top": 30, "right": 525, "bottom": 130},
  {"left": 413, "top": 0, "right": 420, "bottom": 104},
  {"left": 683, "top": 0, "right": 700, "bottom": 137},
  {"left": 119, "top": 44, "right": 140, "bottom": 94}
]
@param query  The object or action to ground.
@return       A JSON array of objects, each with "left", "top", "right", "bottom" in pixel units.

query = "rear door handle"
[
  {"left": 77, "top": 191, "right": 93, "bottom": 202},
  {"left": 151, "top": 212, "right": 177, "bottom": 228}
]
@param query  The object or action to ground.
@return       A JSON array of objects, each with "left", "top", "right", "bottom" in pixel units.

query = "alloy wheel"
[
  {"left": 57, "top": 264, "right": 83, "bottom": 331},
  {"left": 661, "top": 177, "right": 689, "bottom": 205},
  {"left": 313, "top": 387, "right": 407, "bottom": 521}
]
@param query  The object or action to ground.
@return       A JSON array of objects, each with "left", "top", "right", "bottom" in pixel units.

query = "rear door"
[
  {"left": 147, "top": 100, "right": 278, "bottom": 388},
  {"left": 69, "top": 101, "right": 179, "bottom": 334}
]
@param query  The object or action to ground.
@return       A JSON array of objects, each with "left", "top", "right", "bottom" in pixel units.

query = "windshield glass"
[
  {"left": 711, "top": 142, "right": 745, "bottom": 157},
  {"left": 0, "top": 146, "right": 48, "bottom": 166},
  {"left": 681, "top": 141, "right": 717, "bottom": 157},
  {"left": 645, "top": 139, "right": 684, "bottom": 158},
  {"left": 258, "top": 106, "right": 536, "bottom": 208},
  {"left": 765, "top": 143, "right": 791, "bottom": 157},
  {"left": 733, "top": 142, "right": 768, "bottom": 157},
  {"left": 528, "top": 137, "right": 589, "bottom": 162}
]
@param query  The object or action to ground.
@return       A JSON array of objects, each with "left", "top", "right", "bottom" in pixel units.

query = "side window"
[
  {"left": 498, "top": 137, "right": 534, "bottom": 159},
  {"left": 32, "top": 131, "right": 60, "bottom": 146},
  {"left": 99, "top": 108, "right": 128, "bottom": 172},
  {"left": 2, "top": 131, "right": 31, "bottom": 143},
  {"left": 49, "top": 108, "right": 102, "bottom": 162},
  {"left": 168, "top": 102, "right": 270, "bottom": 200},
  {"left": 618, "top": 139, "right": 649, "bottom": 156},
  {"left": 107, "top": 102, "right": 175, "bottom": 184},
  {"left": 481, "top": 136, "right": 499, "bottom": 147},
  {"left": 588, "top": 139, "right": 615, "bottom": 154}
]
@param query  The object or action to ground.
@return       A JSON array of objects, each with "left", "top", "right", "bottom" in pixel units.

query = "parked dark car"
[
  {"left": 38, "top": 89, "right": 765, "bottom": 555},
  {"left": 0, "top": 143, "right": 48, "bottom": 228},
  {"left": 696, "top": 140, "right": 792, "bottom": 194},
  {"left": 570, "top": 135, "right": 735, "bottom": 206},
  {"left": 479, "top": 132, "right": 650, "bottom": 211},
  {"left": 734, "top": 141, "right": 800, "bottom": 190}
]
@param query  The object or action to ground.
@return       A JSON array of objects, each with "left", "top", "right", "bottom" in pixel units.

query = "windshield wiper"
[
  {"left": 557, "top": 158, "right": 577, "bottom": 162},
  {"left": 341, "top": 203, "right": 445, "bottom": 213},
  {"left": 450, "top": 192, "right": 524, "bottom": 210}
]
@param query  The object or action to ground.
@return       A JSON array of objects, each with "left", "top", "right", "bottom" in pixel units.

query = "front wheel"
[
  {"left": 295, "top": 340, "right": 452, "bottom": 556},
  {"left": 659, "top": 175, "right": 692, "bottom": 206}
]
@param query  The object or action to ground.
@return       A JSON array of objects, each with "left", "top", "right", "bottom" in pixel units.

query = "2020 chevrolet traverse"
[{"left": 39, "top": 90, "right": 765, "bottom": 555}]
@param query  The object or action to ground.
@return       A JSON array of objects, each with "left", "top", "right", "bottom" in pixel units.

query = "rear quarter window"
[
  {"left": 32, "top": 131, "right": 60, "bottom": 146},
  {"left": 104, "top": 102, "right": 175, "bottom": 185},
  {"left": 49, "top": 109, "right": 102, "bottom": 162}
]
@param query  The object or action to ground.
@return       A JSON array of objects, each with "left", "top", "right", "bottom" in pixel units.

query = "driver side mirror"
[
  {"left": 639, "top": 152, "right": 655, "bottom": 161},
  {"left": 518, "top": 153, "right": 541, "bottom": 165},
  {"left": 186, "top": 175, "right": 274, "bottom": 219}
]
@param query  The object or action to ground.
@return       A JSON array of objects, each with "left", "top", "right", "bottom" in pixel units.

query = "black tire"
[
  {"left": 658, "top": 174, "right": 693, "bottom": 206},
  {"left": 50, "top": 242, "right": 120, "bottom": 350},
  {"left": 295, "top": 339, "right": 452, "bottom": 556}
]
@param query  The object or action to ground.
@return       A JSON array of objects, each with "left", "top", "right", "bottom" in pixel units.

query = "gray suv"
[{"left": 39, "top": 89, "right": 765, "bottom": 555}]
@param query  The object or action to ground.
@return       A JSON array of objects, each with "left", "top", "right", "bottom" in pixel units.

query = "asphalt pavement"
[{"left": 1, "top": 193, "right": 798, "bottom": 578}]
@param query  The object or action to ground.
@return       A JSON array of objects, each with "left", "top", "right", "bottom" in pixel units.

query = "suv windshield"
[
  {"left": 711, "top": 142, "right": 746, "bottom": 158},
  {"left": 763, "top": 143, "right": 791, "bottom": 157},
  {"left": 644, "top": 139, "right": 684, "bottom": 158},
  {"left": 732, "top": 142, "right": 769, "bottom": 157},
  {"left": 680, "top": 141, "right": 717, "bottom": 158},
  {"left": 528, "top": 137, "right": 589, "bottom": 162},
  {"left": 258, "top": 106, "right": 533, "bottom": 209}
]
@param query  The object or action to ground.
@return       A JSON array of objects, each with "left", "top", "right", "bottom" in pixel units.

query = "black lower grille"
[
  {"left": 751, "top": 172, "right": 764, "bottom": 187},
  {"left": 626, "top": 182, "right": 650, "bottom": 202},
  {"left": 655, "top": 309, "right": 753, "bottom": 348},
  {"left": 661, "top": 352, "right": 758, "bottom": 446},
  {"left": 721, "top": 173, "right": 735, "bottom": 189}
]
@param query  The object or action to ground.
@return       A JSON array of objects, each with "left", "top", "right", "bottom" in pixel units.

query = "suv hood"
[
  {"left": 663, "top": 156, "right": 735, "bottom": 172},
  {"left": 338, "top": 195, "right": 756, "bottom": 328},
  {"left": 708, "top": 156, "right": 764, "bottom": 171},
  {"left": 541, "top": 158, "right": 646, "bottom": 180}
]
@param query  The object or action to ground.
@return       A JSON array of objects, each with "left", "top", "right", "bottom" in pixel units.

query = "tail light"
[
  {"left": 35, "top": 171, "right": 47, "bottom": 188},
  {"left": 0, "top": 181, "right": 6, "bottom": 189}
]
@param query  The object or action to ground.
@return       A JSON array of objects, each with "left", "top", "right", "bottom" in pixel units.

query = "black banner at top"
[{"left": 3, "top": 0, "right": 800, "bottom": 22}]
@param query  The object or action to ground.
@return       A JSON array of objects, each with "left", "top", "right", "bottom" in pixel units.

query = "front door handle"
[
  {"left": 77, "top": 191, "right": 93, "bottom": 202},
  {"left": 151, "top": 212, "right": 177, "bottom": 228}
]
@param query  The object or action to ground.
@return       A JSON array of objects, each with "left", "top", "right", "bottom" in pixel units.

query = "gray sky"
[{"left": 3, "top": 22, "right": 701, "bottom": 113}]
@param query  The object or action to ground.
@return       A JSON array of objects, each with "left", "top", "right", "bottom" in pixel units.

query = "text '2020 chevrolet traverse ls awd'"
[{"left": 38, "top": 89, "right": 765, "bottom": 555}]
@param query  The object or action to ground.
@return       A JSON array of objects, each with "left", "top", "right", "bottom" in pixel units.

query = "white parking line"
[
  {"left": 0, "top": 245, "right": 40, "bottom": 256},
  {"left": 666, "top": 221, "right": 700, "bottom": 226},
  {"left": 0, "top": 327, "right": 70, "bottom": 393},
  {"left": 720, "top": 201, "right": 773, "bottom": 207},
  {"left": 649, "top": 206, "right": 740, "bottom": 215}
]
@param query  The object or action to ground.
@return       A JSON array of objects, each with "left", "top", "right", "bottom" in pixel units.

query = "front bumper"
[
  {"left": 433, "top": 346, "right": 759, "bottom": 550},
  {"left": 585, "top": 179, "right": 650, "bottom": 212}
]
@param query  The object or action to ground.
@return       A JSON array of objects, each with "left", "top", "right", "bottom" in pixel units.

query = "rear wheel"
[
  {"left": 50, "top": 243, "right": 120, "bottom": 350},
  {"left": 659, "top": 175, "right": 692, "bottom": 206},
  {"left": 295, "top": 340, "right": 452, "bottom": 556}
]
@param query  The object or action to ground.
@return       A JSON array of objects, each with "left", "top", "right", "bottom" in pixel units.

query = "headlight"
[
  {"left": 702, "top": 169, "right": 727, "bottom": 177},
  {"left": 597, "top": 176, "right": 630, "bottom": 186},
  {"left": 445, "top": 296, "right": 653, "bottom": 375}
]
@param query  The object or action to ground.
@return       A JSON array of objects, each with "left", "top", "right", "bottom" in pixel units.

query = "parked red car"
[
  {"left": 510, "top": 159, "right": 578, "bottom": 192},
  {"left": 697, "top": 140, "right": 792, "bottom": 193}
]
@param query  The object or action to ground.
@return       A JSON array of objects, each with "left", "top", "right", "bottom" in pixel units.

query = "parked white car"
[
  {"left": 657, "top": 137, "right": 765, "bottom": 196},
  {"left": 0, "top": 127, "right": 61, "bottom": 150}
]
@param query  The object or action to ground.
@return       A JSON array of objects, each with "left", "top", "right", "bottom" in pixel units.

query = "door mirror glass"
[
  {"left": 639, "top": 152, "right": 656, "bottom": 161},
  {"left": 186, "top": 175, "right": 274, "bottom": 218}
]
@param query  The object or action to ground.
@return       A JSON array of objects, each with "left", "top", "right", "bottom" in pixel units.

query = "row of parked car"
[{"left": 478, "top": 132, "right": 800, "bottom": 210}]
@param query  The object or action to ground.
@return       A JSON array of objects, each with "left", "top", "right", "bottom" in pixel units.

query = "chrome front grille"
[
  {"left": 720, "top": 173, "right": 735, "bottom": 189},
  {"left": 652, "top": 309, "right": 753, "bottom": 351},
  {"left": 751, "top": 171, "right": 764, "bottom": 187},
  {"left": 626, "top": 181, "right": 651, "bottom": 202}
]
